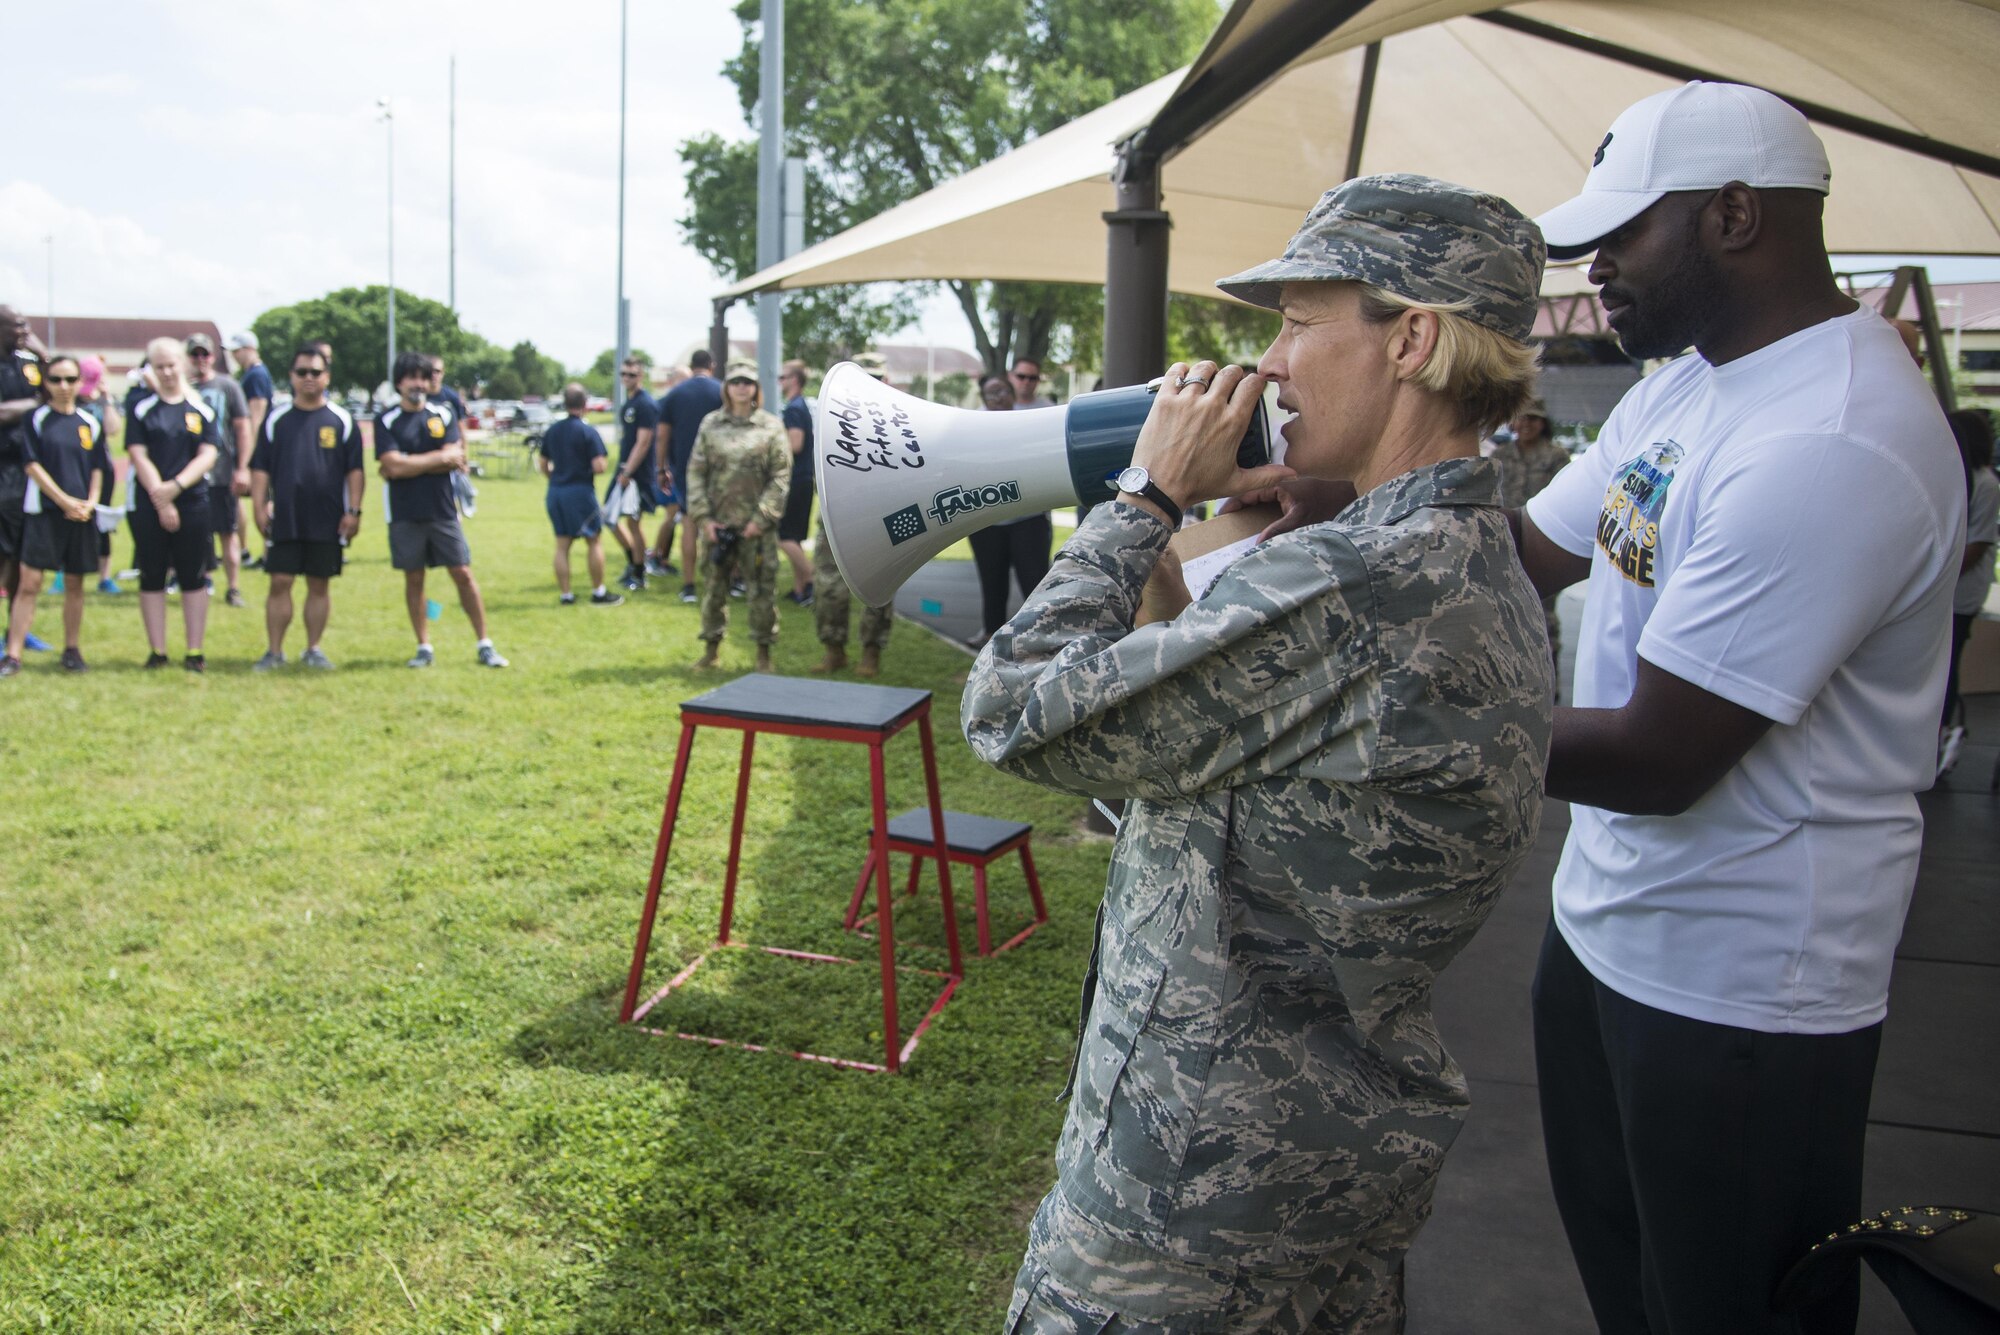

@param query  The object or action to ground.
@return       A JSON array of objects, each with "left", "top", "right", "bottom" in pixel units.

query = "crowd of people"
[{"left": 0, "top": 326, "right": 509, "bottom": 674}]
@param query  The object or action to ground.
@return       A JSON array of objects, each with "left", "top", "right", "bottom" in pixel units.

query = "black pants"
[
  {"left": 1942, "top": 611, "right": 1975, "bottom": 730},
  {"left": 1531, "top": 920, "right": 1881, "bottom": 1335},
  {"left": 969, "top": 515, "right": 1053, "bottom": 636}
]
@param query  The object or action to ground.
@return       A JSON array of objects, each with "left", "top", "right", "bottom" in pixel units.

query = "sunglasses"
[
  {"left": 727, "top": 377, "right": 756, "bottom": 385},
  {"left": 293, "top": 366, "right": 327, "bottom": 376},
  {"left": 619, "top": 370, "right": 640, "bottom": 377},
  {"left": 45, "top": 374, "right": 79, "bottom": 384},
  {"left": 1012, "top": 372, "right": 1040, "bottom": 383},
  {"left": 189, "top": 348, "right": 214, "bottom": 357}
]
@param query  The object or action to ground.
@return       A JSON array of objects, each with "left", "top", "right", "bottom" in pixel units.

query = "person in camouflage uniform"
[
  {"left": 1488, "top": 398, "right": 1569, "bottom": 671},
  {"left": 685, "top": 359, "right": 789, "bottom": 672},
  {"left": 811, "top": 352, "right": 895, "bottom": 677},
  {"left": 963, "top": 175, "right": 1554, "bottom": 1333}
]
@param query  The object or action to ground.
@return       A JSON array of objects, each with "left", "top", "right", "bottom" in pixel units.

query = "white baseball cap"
[
  {"left": 226, "top": 330, "right": 259, "bottom": 350},
  {"left": 1536, "top": 81, "right": 1831, "bottom": 259}
]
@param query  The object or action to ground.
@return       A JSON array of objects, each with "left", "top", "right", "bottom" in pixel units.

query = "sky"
[
  {"left": 0, "top": 0, "right": 963, "bottom": 369},
  {"left": 3, "top": 4, "right": 1995, "bottom": 373}
]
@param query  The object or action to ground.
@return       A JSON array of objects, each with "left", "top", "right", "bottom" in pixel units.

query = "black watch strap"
[{"left": 1121, "top": 474, "right": 1183, "bottom": 528}]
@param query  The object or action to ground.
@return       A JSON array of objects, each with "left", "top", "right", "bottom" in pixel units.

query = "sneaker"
[
  {"left": 96, "top": 578, "right": 121, "bottom": 595},
  {"left": 301, "top": 646, "right": 335, "bottom": 670},
  {"left": 143, "top": 651, "right": 170, "bottom": 670},
  {"left": 22, "top": 632, "right": 49, "bottom": 652},
  {"left": 183, "top": 653, "right": 205, "bottom": 674},
  {"left": 407, "top": 644, "right": 435, "bottom": 669},
  {"left": 786, "top": 588, "right": 815, "bottom": 607},
  {"left": 620, "top": 573, "right": 644, "bottom": 592},
  {"left": 0, "top": 655, "right": 20, "bottom": 678},
  {"left": 645, "top": 556, "right": 675, "bottom": 578},
  {"left": 252, "top": 650, "right": 286, "bottom": 672},
  {"left": 679, "top": 584, "right": 698, "bottom": 604},
  {"left": 591, "top": 589, "right": 625, "bottom": 606},
  {"left": 225, "top": 588, "right": 246, "bottom": 609},
  {"left": 165, "top": 578, "right": 178, "bottom": 596},
  {"left": 476, "top": 643, "right": 509, "bottom": 669},
  {"left": 243, "top": 554, "right": 264, "bottom": 571},
  {"left": 560, "top": 592, "right": 578, "bottom": 606},
  {"left": 59, "top": 647, "right": 86, "bottom": 674},
  {"left": 730, "top": 579, "right": 747, "bottom": 599}
]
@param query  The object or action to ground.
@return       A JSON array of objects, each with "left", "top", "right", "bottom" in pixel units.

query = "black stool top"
[
  {"left": 680, "top": 673, "right": 932, "bottom": 732},
  {"left": 885, "top": 808, "right": 1032, "bottom": 855}
]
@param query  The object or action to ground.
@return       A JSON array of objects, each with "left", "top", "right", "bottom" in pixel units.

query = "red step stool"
[{"left": 845, "top": 809, "right": 1048, "bottom": 956}]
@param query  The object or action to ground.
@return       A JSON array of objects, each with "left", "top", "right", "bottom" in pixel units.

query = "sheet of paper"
[{"left": 1180, "top": 533, "right": 1262, "bottom": 600}]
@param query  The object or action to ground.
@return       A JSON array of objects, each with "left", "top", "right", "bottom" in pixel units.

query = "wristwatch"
[
  {"left": 1115, "top": 465, "right": 1183, "bottom": 528},
  {"left": 342, "top": 506, "right": 361, "bottom": 516}
]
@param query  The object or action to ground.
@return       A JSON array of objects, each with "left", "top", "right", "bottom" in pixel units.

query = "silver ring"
[{"left": 1176, "top": 374, "right": 1211, "bottom": 390}]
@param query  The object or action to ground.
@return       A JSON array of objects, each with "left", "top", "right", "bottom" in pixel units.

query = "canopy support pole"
[
  {"left": 710, "top": 297, "right": 733, "bottom": 372},
  {"left": 1880, "top": 266, "right": 1959, "bottom": 412},
  {"left": 1102, "top": 136, "right": 1172, "bottom": 388},
  {"left": 1343, "top": 42, "right": 1382, "bottom": 181}
]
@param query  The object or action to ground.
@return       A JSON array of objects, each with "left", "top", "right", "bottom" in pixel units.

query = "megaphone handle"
[{"left": 1092, "top": 799, "right": 1123, "bottom": 832}]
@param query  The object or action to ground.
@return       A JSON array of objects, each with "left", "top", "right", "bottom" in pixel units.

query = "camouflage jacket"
[
  {"left": 962, "top": 458, "right": 1550, "bottom": 1270},
  {"left": 1488, "top": 437, "right": 1569, "bottom": 510},
  {"left": 685, "top": 407, "right": 790, "bottom": 530}
]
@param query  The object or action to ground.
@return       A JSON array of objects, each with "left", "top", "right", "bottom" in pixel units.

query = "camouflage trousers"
[
  {"left": 1541, "top": 592, "right": 1562, "bottom": 669},
  {"left": 699, "top": 529, "right": 778, "bottom": 645},
  {"left": 1005, "top": 1186, "right": 1428, "bottom": 1334},
  {"left": 812, "top": 520, "right": 892, "bottom": 649}
]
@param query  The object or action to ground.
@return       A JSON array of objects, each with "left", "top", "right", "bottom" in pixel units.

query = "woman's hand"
[
  {"left": 145, "top": 479, "right": 175, "bottom": 509},
  {"left": 1130, "top": 361, "right": 1295, "bottom": 512},
  {"left": 1134, "top": 547, "right": 1193, "bottom": 627},
  {"left": 158, "top": 500, "right": 181, "bottom": 533},
  {"left": 1220, "top": 477, "right": 1359, "bottom": 542},
  {"left": 61, "top": 494, "right": 94, "bottom": 524}
]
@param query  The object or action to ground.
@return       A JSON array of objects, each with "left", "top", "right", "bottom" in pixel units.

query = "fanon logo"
[{"left": 927, "top": 480, "right": 1021, "bottom": 526}]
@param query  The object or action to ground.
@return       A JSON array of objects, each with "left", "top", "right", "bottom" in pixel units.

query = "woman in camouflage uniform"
[
  {"left": 685, "top": 359, "right": 790, "bottom": 672},
  {"left": 966, "top": 175, "right": 1554, "bottom": 1333}
]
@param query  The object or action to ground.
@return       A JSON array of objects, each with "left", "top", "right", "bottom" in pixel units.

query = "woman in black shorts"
[
  {"left": 0, "top": 355, "right": 104, "bottom": 675},
  {"left": 125, "top": 336, "right": 220, "bottom": 671}
]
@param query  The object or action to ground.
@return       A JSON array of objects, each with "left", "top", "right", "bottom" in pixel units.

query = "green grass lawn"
[{"left": 0, "top": 474, "right": 1109, "bottom": 1332}]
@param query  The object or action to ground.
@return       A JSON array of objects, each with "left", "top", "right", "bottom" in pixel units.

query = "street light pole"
[
  {"left": 449, "top": 56, "right": 457, "bottom": 314},
  {"left": 43, "top": 235, "right": 53, "bottom": 348},
  {"left": 756, "top": 0, "right": 783, "bottom": 405},
  {"left": 613, "top": 0, "right": 629, "bottom": 409},
  {"left": 378, "top": 96, "right": 397, "bottom": 396}
]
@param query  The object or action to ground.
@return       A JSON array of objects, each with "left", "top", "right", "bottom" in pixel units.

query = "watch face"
[{"left": 1117, "top": 465, "right": 1148, "bottom": 493}]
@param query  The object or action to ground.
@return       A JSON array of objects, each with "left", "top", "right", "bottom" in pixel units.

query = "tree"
[
  {"left": 506, "top": 341, "right": 565, "bottom": 399},
  {"left": 251, "top": 287, "right": 477, "bottom": 394},
  {"left": 486, "top": 368, "right": 526, "bottom": 401},
  {"left": 683, "top": 0, "right": 1215, "bottom": 376}
]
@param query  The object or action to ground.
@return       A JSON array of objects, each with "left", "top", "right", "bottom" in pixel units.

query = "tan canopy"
[{"left": 720, "top": 2, "right": 2000, "bottom": 304}]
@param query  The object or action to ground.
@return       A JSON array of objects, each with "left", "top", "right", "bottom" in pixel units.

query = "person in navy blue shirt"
[
  {"left": 1, "top": 355, "right": 105, "bottom": 676},
  {"left": 607, "top": 357, "right": 659, "bottom": 591},
  {"left": 426, "top": 354, "right": 467, "bottom": 425},
  {"left": 376, "top": 351, "right": 506, "bottom": 669},
  {"left": 659, "top": 349, "right": 723, "bottom": 601},
  {"left": 249, "top": 345, "right": 364, "bottom": 671},
  {"left": 539, "top": 382, "right": 622, "bottom": 607},
  {"left": 231, "top": 332, "right": 276, "bottom": 575}
]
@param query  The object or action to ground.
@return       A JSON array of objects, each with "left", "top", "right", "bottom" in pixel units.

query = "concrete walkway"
[{"left": 901, "top": 564, "right": 1996, "bottom": 1333}]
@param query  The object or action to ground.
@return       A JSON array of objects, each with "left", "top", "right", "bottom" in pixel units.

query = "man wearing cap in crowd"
[
  {"left": 229, "top": 331, "right": 275, "bottom": 570},
  {"left": 1488, "top": 397, "right": 1568, "bottom": 676},
  {"left": 811, "top": 350, "right": 896, "bottom": 677},
  {"left": 660, "top": 349, "right": 724, "bottom": 603},
  {"left": 187, "top": 332, "right": 252, "bottom": 607},
  {"left": 684, "top": 358, "right": 789, "bottom": 672},
  {"left": 0, "top": 305, "right": 46, "bottom": 624},
  {"left": 967, "top": 174, "right": 1552, "bottom": 1332},
  {"left": 1253, "top": 84, "right": 1964, "bottom": 1335}
]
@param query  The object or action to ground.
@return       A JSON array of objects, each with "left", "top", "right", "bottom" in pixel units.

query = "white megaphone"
[{"left": 814, "top": 362, "right": 1272, "bottom": 606}]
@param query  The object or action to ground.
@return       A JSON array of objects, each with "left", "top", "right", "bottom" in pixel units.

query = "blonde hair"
[
  {"left": 1356, "top": 286, "right": 1539, "bottom": 434},
  {"left": 144, "top": 335, "right": 189, "bottom": 379}
]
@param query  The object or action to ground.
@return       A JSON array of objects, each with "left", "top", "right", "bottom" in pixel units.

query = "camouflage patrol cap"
[
  {"left": 851, "top": 351, "right": 890, "bottom": 380},
  {"left": 1216, "top": 173, "right": 1546, "bottom": 342},
  {"left": 723, "top": 358, "right": 759, "bottom": 382}
]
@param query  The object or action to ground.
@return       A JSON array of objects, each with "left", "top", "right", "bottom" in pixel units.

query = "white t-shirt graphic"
[{"left": 1527, "top": 307, "right": 1962, "bottom": 1033}]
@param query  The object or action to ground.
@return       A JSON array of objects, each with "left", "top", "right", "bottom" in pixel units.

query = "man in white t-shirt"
[{"left": 1512, "top": 84, "right": 1963, "bottom": 1334}]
